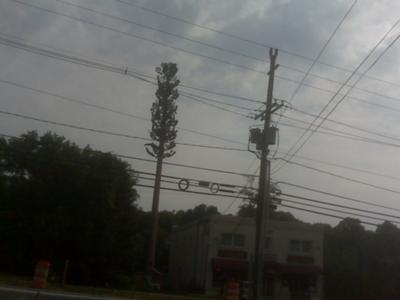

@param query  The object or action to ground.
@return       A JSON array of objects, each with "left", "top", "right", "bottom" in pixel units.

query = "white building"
[{"left": 168, "top": 215, "right": 323, "bottom": 300}]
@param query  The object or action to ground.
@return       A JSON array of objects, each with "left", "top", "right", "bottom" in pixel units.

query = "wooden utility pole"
[{"left": 253, "top": 48, "right": 278, "bottom": 300}]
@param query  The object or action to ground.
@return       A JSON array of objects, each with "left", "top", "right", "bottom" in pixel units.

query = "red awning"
[
  {"left": 280, "top": 264, "right": 322, "bottom": 274},
  {"left": 212, "top": 258, "right": 248, "bottom": 272}
]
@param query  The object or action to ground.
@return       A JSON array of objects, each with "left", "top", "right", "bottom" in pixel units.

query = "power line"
[
  {"left": 0, "top": 35, "right": 154, "bottom": 82},
  {"left": 53, "top": 0, "right": 269, "bottom": 63},
  {"left": 280, "top": 193, "right": 400, "bottom": 220},
  {"left": 0, "top": 136, "right": 251, "bottom": 197},
  {"left": 278, "top": 151, "right": 400, "bottom": 182},
  {"left": 120, "top": 154, "right": 258, "bottom": 177},
  {"left": 9, "top": 0, "right": 400, "bottom": 106},
  {"left": 275, "top": 181, "right": 400, "bottom": 213},
  {"left": 181, "top": 91, "right": 255, "bottom": 111},
  {"left": 278, "top": 115, "right": 383, "bottom": 142},
  {"left": 0, "top": 108, "right": 248, "bottom": 152},
  {"left": 274, "top": 19, "right": 400, "bottom": 173},
  {"left": 6, "top": 3, "right": 400, "bottom": 154},
  {"left": 279, "top": 197, "right": 400, "bottom": 225},
  {"left": 114, "top": 0, "right": 400, "bottom": 92},
  {"left": 277, "top": 159, "right": 400, "bottom": 195},
  {"left": 7, "top": 0, "right": 268, "bottom": 75},
  {"left": 0, "top": 34, "right": 258, "bottom": 120},
  {"left": 114, "top": 0, "right": 281, "bottom": 51},
  {"left": 136, "top": 176, "right": 249, "bottom": 198},
  {"left": 181, "top": 93, "right": 252, "bottom": 118},
  {"left": 290, "top": 106, "right": 400, "bottom": 144},
  {"left": 222, "top": 159, "right": 259, "bottom": 214},
  {"left": 278, "top": 114, "right": 400, "bottom": 148},
  {"left": 180, "top": 83, "right": 263, "bottom": 104},
  {"left": 53, "top": 0, "right": 380, "bottom": 98},
  {"left": 0, "top": 133, "right": 258, "bottom": 177},
  {"left": 0, "top": 78, "right": 249, "bottom": 146},
  {"left": 287, "top": 0, "right": 357, "bottom": 104},
  {"left": 290, "top": 26, "right": 400, "bottom": 161},
  {"left": 134, "top": 183, "right": 248, "bottom": 199},
  {"left": 279, "top": 203, "right": 378, "bottom": 227},
  {"left": 313, "top": 33, "right": 400, "bottom": 133},
  {"left": 136, "top": 169, "right": 254, "bottom": 192},
  {"left": 0, "top": 30, "right": 264, "bottom": 105},
  {"left": 3, "top": 30, "right": 400, "bottom": 118}
]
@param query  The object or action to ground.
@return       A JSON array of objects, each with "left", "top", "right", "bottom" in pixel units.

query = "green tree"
[
  {"left": 0, "top": 131, "right": 140, "bottom": 287},
  {"left": 146, "top": 62, "right": 180, "bottom": 273},
  {"left": 237, "top": 198, "right": 300, "bottom": 222},
  {"left": 324, "top": 218, "right": 371, "bottom": 299}
]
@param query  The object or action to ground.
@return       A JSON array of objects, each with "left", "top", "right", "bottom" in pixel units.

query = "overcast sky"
[{"left": 1, "top": 0, "right": 400, "bottom": 228}]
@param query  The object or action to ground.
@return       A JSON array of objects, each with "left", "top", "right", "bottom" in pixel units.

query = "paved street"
[{"left": 0, "top": 285, "right": 136, "bottom": 300}]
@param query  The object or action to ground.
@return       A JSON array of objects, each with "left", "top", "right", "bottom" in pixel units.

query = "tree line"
[{"left": 1, "top": 132, "right": 400, "bottom": 298}]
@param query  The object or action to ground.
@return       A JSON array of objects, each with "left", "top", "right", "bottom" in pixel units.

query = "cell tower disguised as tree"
[{"left": 146, "top": 62, "right": 179, "bottom": 275}]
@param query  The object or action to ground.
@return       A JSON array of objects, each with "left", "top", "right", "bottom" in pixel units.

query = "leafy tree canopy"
[{"left": 0, "top": 131, "right": 140, "bottom": 286}]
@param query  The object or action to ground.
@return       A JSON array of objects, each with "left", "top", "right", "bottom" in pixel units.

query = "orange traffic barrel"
[
  {"left": 225, "top": 281, "right": 240, "bottom": 300},
  {"left": 32, "top": 260, "right": 50, "bottom": 289}
]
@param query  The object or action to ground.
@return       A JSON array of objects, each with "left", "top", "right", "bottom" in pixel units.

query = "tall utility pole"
[{"left": 253, "top": 48, "right": 278, "bottom": 300}]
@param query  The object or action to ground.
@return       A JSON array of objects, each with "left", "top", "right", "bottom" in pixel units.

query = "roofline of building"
[{"left": 172, "top": 214, "right": 323, "bottom": 233}]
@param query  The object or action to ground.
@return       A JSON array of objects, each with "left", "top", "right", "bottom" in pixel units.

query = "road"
[{"left": 0, "top": 285, "right": 138, "bottom": 300}]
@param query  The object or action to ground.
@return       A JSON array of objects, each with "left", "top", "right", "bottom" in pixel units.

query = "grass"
[{"left": 0, "top": 273, "right": 215, "bottom": 300}]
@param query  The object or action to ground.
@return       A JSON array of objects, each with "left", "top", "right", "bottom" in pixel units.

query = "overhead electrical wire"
[
  {"left": 53, "top": 0, "right": 269, "bottom": 63},
  {"left": 181, "top": 93, "right": 252, "bottom": 118},
  {"left": 0, "top": 30, "right": 264, "bottom": 105},
  {"left": 181, "top": 90, "right": 255, "bottom": 111},
  {"left": 277, "top": 115, "right": 400, "bottom": 149},
  {"left": 278, "top": 203, "right": 378, "bottom": 227},
  {"left": 113, "top": 0, "right": 400, "bottom": 92},
  {"left": 0, "top": 133, "right": 257, "bottom": 177},
  {"left": 0, "top": 35, "right": 260, "bottom": 119},
  {"left": 2, "top": 132, "right": 398, "bottom": 225},
  {"left": 0, "top": 141, "right": 251, "bottom": 199},
  {"left": 279, "top": 198, "right": 400, "bottom": 225},
  {"left": 287, "top": 0, "right": 357, "bottom": 104},
  {"left": 289, "top": 106, "right": 400, "bottom": 143},
  {"left": 222, "top": 160, "right": 260, "bottom": 214},
  {"left": 0, "top": 108, "right": 248, "bottom": 152},
  {"left": 1, "top": 31, "right": 399, "bottom": 119},
  {"left": 276, "top": 159, "right": 400, "bottom": 195},
  {"left": 280, "top": 193, "right": 400, "bottom": 220},
  {"left": 299, "top": 32, "right": 400, "bottom": 153},
  {"left": 276, "top": 150, "right": 400, "bottom": 182},
  {"left": 0, "top": 81, "right": 246, "bottom": 146},
  {"left": 273, "top": 19, "right": 400, "bottom": 173},
  {"left": 131, "top": 183, "right": 249, "bottom": 199},
  {"left": 6, "top": 0, "right": 269, "bottom": 75},
  {"left": 53, "top": 0, "right": 379, "bottom": 97},
  {"left": 8, "top": 0, "right": 400, "bottom": 107},
  {"left": 136, "top": 169, "right": 255, "bottom": 192},
  {"left": 275, "top": 181, "right": 400, "bottom": 213}
]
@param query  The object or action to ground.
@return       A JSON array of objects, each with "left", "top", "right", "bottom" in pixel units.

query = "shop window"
[
  {"left": 221, "top": 233, "right": 246, "bottom": 247},
  {"left": 290, "top": 240, "right": 301, "bottom": 252},
  {"left": 221, "top": 233, "right": 232, "bottom": 246},
  {"left": 234, "top": 234, "right": 245, "bottom": 247},
  {"left": 265, "top": 237, "right": 272, "bottom": 250},
  {"left": 289, "top": 240, "right": 313, "bottom": 253}
]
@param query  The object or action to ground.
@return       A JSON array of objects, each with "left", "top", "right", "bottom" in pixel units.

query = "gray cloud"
[{"left": 1, "top": 0, "right": 400, "bottom": 227}]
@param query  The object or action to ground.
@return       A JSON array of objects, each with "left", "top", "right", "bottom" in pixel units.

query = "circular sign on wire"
[
  {"left": 178, "top": 179, "right": 190, "bottom": 191},
  {"left": 210, "top": 183, "right": 220, "bottom": 194}
]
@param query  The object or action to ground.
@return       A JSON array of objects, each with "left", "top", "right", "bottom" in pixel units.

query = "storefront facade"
[{"left": 169, "top": 215, "right": 323, "bottom": 299}]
